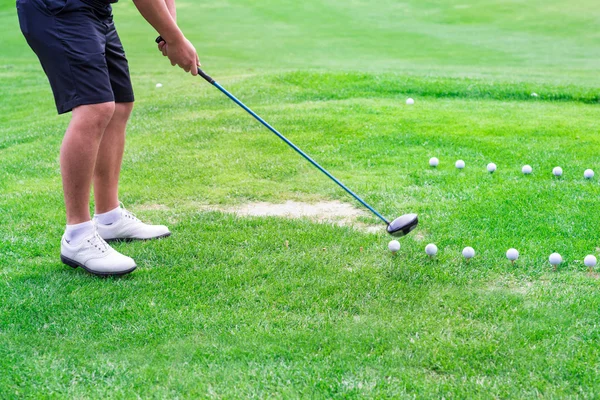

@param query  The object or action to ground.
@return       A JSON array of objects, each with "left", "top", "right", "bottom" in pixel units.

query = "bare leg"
[
  {"left": 61, "top": 102, "right": 116, "bottom": 225},
  {"left": 93, "top": 102, "right": 134, "bottom": 214}
]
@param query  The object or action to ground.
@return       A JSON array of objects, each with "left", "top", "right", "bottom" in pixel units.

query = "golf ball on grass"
[
  {"left": 425, "top": 244, "right": 438, "bottom": 256},
  {"left": 388, "top": 240, "right": 400, "bottom": 253},
  {"left": 487, "top": 163, "right": 497, "bottom": 173},
  {"left": 584, "top": 169, "right": 594, "bottom": 179},
  {"left": 549, "top": 253, "right": 562, "bottom": 266},
  {"left": 156, "top": 83, "right": 163, "bottom": 88},
  {"left": 406, "top": 98, "right": 415, "bottom": 105},
  {"left": 462, "top": 247, "right": 475, "bottom": 259},
  {"left": 584, "top": 255, "right": 597, "bottom": 269},
  {"left": 522, "top": 165, "right": 533, "bottom": 175},
  {"left": 429, "top": 157, "right": 439, "bottom": 167},
  {"left": 553, "top": 167, "right": 563, "bottom": 177},
  {"left": 506, "top": 248, "right": 519, "bottom": 262},
  {"left": 455, "top": 160, "right": 465, "bottom": 169}
]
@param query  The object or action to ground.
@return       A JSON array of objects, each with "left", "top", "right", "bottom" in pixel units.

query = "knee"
[
  {"left": 73, "top": 102, "right": 116, "bottom": 133},
  {"left": 113, "top": 102, "right": 134, "bottom": 123}
]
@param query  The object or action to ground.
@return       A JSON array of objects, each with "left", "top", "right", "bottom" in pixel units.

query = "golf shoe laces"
[
  {"left": 120, "top": 202, "right": 141, "bottom": 223},
  {"left": 87, "top": 232, "right": 109, "bottom": 254}
]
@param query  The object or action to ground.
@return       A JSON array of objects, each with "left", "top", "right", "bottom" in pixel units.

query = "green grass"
[{"left": 2, "top": 0, "right": 600, "bottom": 397}]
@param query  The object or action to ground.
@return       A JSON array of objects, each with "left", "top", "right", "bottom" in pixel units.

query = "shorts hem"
[
  {"left": 115, "top": 93, "right": 135, "bottom": 104},
  {"left": 57, "top": 96, "right": 116, "bottom": 114}
]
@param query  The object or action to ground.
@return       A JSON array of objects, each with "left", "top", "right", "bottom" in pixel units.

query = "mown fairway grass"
[{"left": 2, "top": 0, "right": 600, "bottom": 398}]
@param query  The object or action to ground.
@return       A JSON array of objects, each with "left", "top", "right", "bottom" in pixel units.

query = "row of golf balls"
[
  {"left": 429, "top": 158, "right": 595, "bottom": 179},
  {"left": 388, "top": 241, "right": 598, "bottom": 268}
]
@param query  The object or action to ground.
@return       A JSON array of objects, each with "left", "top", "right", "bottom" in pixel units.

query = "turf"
[{"left": 2, "top": 0, "right": 600, "bottom": 398}]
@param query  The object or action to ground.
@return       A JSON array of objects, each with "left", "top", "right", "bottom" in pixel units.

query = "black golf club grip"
[{"left": 155, "top": 35, "right": 214, "bottom": 84}]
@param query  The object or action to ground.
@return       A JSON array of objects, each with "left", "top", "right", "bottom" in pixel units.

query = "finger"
[
  {"left": 162, "top": 47, "right": 168, "bottom": 57},
  {"left": 191, "top": 67, "right": 198, "bottom": 76},
  {"left": 171, "top": 59, "right": 176, "bottom": 66},
  {"left": 196, "top": 54, "right": 201, "bottom": 67}
]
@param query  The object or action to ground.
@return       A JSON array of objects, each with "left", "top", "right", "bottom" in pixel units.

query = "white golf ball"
[
  {"left": 553, "top": 167, "right": 563, "bottom": 177},
  {"left": 406, "top": 98, "right": 415, "bottom": 105},
  {"left": 429, "top": 157, "right": 439, "bottom": 167},
  {"left": 549, "top": 253, "right": 562, "bottom": 265},
  {"left": 584, "top": 255, "right": 597, "bottom": 268},
  {"left": 388, "top": 240, "right": 400, "bottom": 253},
  {"left": 462, "top": 247, "right": 475, "bottom": 259},
  {"left": 522, "top": 165, "right": 533, "bottom": 175},
  {"left": 584, "top": 169, "right": 594, "bottom": 179},
  {"left": 425, "top": 243, "right": 438, "bottom": 256},
  {"left": 506, "top": 248, "right": 519, "bottom": 261},
  {"left": 156, "top": 83, "right": 163, "bottom": 88},
  {"left": 531, "top": 92, "right": 538, "bottom": 97},
  {"left": 455, "top": 160, "right": 465, "bottom": 169},
  {"left": 487, "top": 163, "right": 497, "bottom": 173}
]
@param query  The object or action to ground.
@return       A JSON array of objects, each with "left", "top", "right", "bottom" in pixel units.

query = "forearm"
[
  {"left": 164, "top": 0, "right": 176, "bottom": 21},
  {"left": 132, "top": 0, "right": 182, "bottom": 42}
]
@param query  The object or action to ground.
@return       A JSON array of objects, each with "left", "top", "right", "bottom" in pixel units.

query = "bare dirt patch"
[
  {"left": 209, "top": 200, "right": 381, "bottom": 233},
  {"left": 137, "top": 204, "right": 170, "bottom": 211},
  {"left": 485, "top": 280, "right": 534, "bottom": 296},
  {"left": 138, "top": 200, "right": 382, "bottom": 233},
  {"left": 232, "top": 201, "right": 363, "bottom": 221}
]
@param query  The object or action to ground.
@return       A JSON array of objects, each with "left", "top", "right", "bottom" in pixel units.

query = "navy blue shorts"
[{"left": 17, "top": 0, "right": 134, "bottom": 114}]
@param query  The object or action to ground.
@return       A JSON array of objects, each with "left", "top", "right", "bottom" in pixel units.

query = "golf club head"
[{"left": 387, "top": 213, "right": 418, "bottom": 237}]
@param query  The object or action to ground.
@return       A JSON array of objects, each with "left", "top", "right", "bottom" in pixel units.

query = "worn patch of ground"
[{"left": 139, "top": 201, "right": 382, "bottom": 233}]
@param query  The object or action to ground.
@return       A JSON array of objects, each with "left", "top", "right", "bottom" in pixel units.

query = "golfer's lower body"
[{"left": 17, "top": 0, "right": 170, "bottom": 276}]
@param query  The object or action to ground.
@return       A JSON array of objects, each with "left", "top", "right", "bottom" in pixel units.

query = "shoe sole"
[
  {"left": 60, "top": 255, "right": 137, "bottom": 277},
  {"left": 104, "top": 232, "right": 172, "bottom": 243}
]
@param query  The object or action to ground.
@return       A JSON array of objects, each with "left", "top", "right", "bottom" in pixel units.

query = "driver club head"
[{"left": 386, "top": 213, "right": 418, "bottom": 237}]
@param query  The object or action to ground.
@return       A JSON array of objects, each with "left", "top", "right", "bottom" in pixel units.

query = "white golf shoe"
[
  {"left": 94, "top": 206, "right": 171, "bottom": 242},
  {"left": 60, "top": 231, "right": 137, "bottom": 276}
]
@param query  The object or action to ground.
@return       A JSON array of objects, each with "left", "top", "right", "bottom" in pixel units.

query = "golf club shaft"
[{"left": 196, "top": 68, "right": 390, "bottom": 225}]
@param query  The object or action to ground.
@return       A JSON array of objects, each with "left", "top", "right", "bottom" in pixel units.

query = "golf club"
[{"left": 157, "top": 37, "right": 418, "bottom": 236}]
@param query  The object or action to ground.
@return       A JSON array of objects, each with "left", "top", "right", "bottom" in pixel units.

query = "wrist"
[{"left": 160, "top": 29, "right": 184, "bottom": 44}]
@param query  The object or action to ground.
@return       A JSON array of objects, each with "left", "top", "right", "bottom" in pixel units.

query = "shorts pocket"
[{"left": 42, "top": 0, "right": 70, "bottom": 15}]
